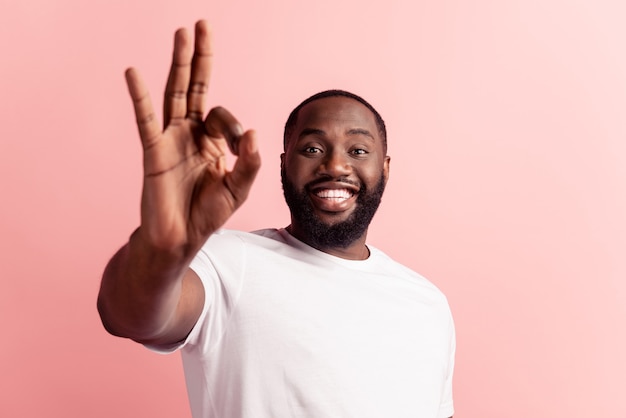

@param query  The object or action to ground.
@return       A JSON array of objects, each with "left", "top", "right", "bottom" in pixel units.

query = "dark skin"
[
  {"left": 97, "top": 20, "right": 261, "bottom": 346},
  {"left": 97, "top": 21, "right": 452, "bottom": 417},
  {"left": 282, "top": 96, "right": 391, "bottom": 260},
  {"left": 98, "top": 22, "right": 389, "bottom": 345}
]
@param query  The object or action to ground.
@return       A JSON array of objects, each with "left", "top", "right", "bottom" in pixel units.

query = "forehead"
[{"left": 294, "top": 96, "right": 379, "bottom": 136}]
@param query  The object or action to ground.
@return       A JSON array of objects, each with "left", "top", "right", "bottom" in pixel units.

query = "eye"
[
  {"left": 350, "top": 148, "right": 368, "bottom": 155},
  {"left": 303, "top": 146, "right": 322, "bottom": 154}
]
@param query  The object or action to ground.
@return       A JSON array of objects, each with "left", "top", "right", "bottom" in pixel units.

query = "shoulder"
[
  {"left": 196, "top": 228, "right": 283, "bottom": 254},
  {"left": 194, "top": 228, "right": 300, "bottom": 268},
  {"left": 204, "top": 228, "right": 285, "bottom": 246},
  {"left": 368, "top": 246, "right": 451, "bottom": 306}
]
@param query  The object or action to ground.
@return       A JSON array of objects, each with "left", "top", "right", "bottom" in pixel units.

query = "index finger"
[
  {"left": 186, "top": 20, "right": 213, "bottom": 121},
  {"left": 204, "top": 106, "right": 244, "bottom": 155}
]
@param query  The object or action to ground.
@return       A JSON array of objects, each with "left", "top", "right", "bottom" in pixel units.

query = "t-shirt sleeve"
[
  {"left": 144, "top": 230, "right": 246, "bottom": 354},
  {"left": 438, "top": 313, "right": 456, "bottom": 417},
  {"left": 142, "top": 248, "right": 215, "bottom": 354}
]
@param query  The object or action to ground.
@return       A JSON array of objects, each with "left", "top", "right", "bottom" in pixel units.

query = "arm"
[{"left": 97, "top": 21, "right": 261, "bottom": 346}]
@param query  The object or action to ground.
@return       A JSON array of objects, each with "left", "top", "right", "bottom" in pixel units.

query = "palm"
[{"left": 126, "top": 21, "right": 260, "bottom": 254}]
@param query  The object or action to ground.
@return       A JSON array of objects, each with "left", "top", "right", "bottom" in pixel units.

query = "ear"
[{"left": 383, "top": 155, "right": 391, "bottom": 185}]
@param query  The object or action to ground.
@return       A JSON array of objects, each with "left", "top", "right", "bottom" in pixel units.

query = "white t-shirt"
[{"left": 155, "top": 228, "right": 455, "bottom": 418}]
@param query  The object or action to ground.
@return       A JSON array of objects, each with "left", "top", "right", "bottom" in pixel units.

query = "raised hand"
[
  {"left": 97, "top": 21, "right": 260, "bottom": 343},
  {"left": 126, "top": 20, "right": 260, "bottom": 258}
]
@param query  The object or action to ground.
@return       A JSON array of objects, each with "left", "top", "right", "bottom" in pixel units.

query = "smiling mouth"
[
  {"left": 308, "top": 186, "right": 359, "bottom": 214},
  {"left": 314, "top": 188, "right": 355, "bottom": 202}
]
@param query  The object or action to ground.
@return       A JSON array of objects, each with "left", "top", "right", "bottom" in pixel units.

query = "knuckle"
[
  {"left": 189, "top": 81, "right": 209, "bottom": 94},
  {"left": 172, "top": 61, "right": 191, "bottom": 69},
  {"left": 208, "top": 106, "right": 225, "bottom": 116},
  {"left": 168, "top": 116, "right": 185, "bottom": 126},
  {"left": 137, "top": 111, "right": 156, "bottom": 126},
  {"left": 141, "top": 133, "right": 160, "bottom": 150},
  {"left": 165, "top": 89, "right": 186, "bottom": 99},
  {"left": 187, "top": 110, "right": 204, "bottom": 120}
]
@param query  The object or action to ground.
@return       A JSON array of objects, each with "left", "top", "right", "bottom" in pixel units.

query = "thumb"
[{"left": 225, "top": 129, "right": 261, "bottom": 205}]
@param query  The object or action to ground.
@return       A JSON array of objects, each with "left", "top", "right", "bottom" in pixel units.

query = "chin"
[{"left": 282, "top": 171, "right": 386, "bottom": 249}]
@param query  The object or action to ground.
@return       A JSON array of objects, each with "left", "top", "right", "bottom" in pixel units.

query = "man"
[{"left": 98, "top": 20, "right": 455, "bottom": 418}]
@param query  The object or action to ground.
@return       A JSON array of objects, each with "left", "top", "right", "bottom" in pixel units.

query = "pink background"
[{"left": 1, "top": 0, "right": 625, "bottom": 416}]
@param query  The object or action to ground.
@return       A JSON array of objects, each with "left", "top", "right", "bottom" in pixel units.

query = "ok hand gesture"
[{"left": 126, "top": 20, "right": 261, "bottom": 258}]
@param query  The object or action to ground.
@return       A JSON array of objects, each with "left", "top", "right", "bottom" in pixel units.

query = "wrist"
[{"left": 127, "top": 228, "right": 194, "bottom": 281}]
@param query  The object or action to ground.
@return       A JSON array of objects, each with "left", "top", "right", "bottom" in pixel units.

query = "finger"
[
  {"left": 224, "top": 130, "right": 262, "bottom": 205},
  {"left": 163, "top": 27, "right": 193, "bottom": 127},
  {"left": 186, "top": 20, "right": 213, "bottom": 121},
  {"left": 125, "top": 68, "right": 161, "bottom": 149},
  {"left": 204, "top": 106, "right": 244, "bottom": 155}
]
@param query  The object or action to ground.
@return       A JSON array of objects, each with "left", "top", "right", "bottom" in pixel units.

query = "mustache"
[{"left": 304, "top": 176, "right": 362, "bottom": 191}]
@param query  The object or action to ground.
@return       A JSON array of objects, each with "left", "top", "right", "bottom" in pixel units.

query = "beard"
[{"left": 281, "top": 170, "right": 386, "bottom": 249}]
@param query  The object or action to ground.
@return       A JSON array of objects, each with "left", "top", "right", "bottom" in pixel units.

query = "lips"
[
  {"left": 308, "top": 182, "right": 359, "bottom": 212},
  {"left": 314, "top": 188, "right": 353, "bottom": 200}
]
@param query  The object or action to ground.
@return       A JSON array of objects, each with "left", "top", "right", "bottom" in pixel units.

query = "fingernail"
[
  {"left": 233, "top": 123, "right": 244, "bottom": 137},
  {"left": 248, "top": 131, "right": 258, "bottom": 154}
]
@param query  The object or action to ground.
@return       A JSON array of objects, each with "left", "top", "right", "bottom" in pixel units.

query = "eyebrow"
[
  {"left": 298, "top": 128, "right": 375, "bottom": 141},
  {"left": 298, "top": 128, "right": 326, "bottom": 139},
  {"left": 346, "top": 128, "right": 375, "bottom": 140}
]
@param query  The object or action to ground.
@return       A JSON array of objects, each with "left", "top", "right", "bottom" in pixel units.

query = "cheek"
[
  {"left": 285, "top": 156, "right": 316, "bottom": 178},
  {"left": 357, "top": 162, "right": 385, "bottom": 182},
  {"left": 283, "top": 164, "right": 308, "bottom": 189}
]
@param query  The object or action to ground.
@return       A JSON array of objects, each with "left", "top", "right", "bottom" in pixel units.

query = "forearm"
[
  {"left": 97, "top": 230, "right": 192, "bottom": 342},
  {"left": 99, "top": 20, "right": 257, "bottom": 345}
]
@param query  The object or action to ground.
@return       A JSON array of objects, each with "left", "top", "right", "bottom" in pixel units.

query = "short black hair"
[{"left": 283, "top": 90, "right": 387, "bottom": 153}]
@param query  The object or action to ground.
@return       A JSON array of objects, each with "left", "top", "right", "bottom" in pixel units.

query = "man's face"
[{"left": 281, "top": 96, "right": 390, "bottom": 249}]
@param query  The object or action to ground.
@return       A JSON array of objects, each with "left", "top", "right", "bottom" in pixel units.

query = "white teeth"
[{"left": 315, "top": 189, "right": 353, "bottom": 199}]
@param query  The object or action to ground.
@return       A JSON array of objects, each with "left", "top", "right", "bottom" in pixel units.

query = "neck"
[{"left": 286, "top": 224, "right": 370, "bottom": 260}]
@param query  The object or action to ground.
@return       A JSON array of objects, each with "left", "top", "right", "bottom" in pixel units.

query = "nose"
[{"left": 317, "top": 149, "right": 352, "bottom": 178}]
